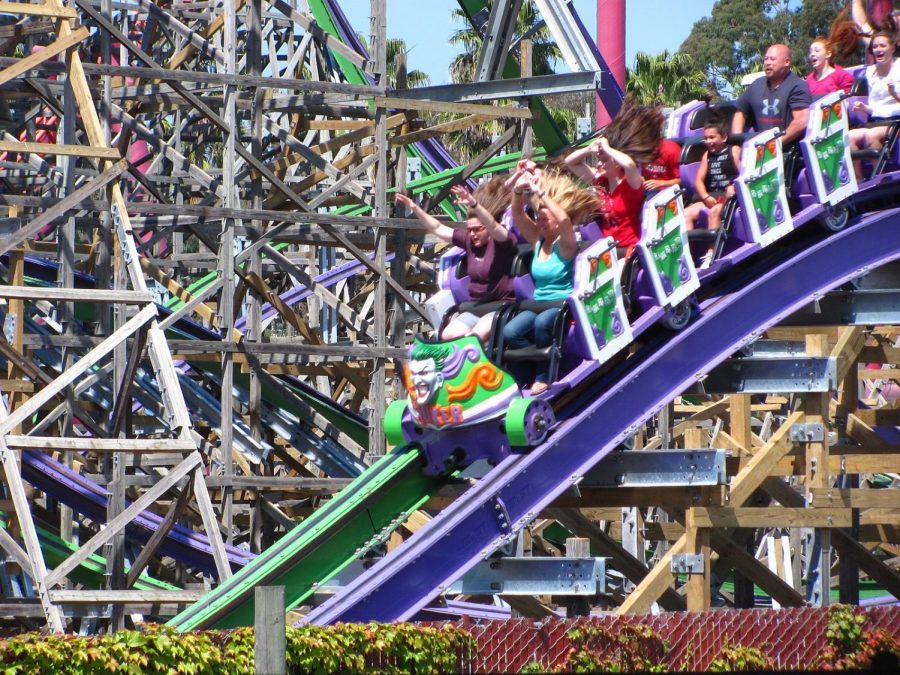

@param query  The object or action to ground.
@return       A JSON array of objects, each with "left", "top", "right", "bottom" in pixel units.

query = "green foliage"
[
  {"left": 817, "top": 605, "right": 900, "bottom": 670},
  {"left": 0, "top": 622, "right": 475, "bottom": 675},
  {"left": 520, "top": 659, "right": 546, "bottom": 673},
  {"left": 449, "top": 0, "right": 560, "bottom": 85},
  {"left": 557, "top": 623, "right": 670, "bottom": 672},
  {"left": 443, "top": 0, "right": 562, "bottom": 162},
  {"left": 679, "top": 0, "right": 848, "bottom": 96},
  {"left": 626, "top": 50, "right": 709, "bottom": 107},
  {"left": 708, "top": 640, "right": 774, "bottom": 672},
  {"left": 0, "top": 624, "right": 226, "bottom": 675}
]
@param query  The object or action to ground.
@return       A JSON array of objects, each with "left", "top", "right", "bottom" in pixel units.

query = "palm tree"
[
  {"left": 448, "top": 0, "right": 560, "bottom": 84},
  {"left": 444, "top": 0, "right": 562, "bottom": 162},
  {"left": 625, "top": 50, "right": 708, "bottom": 108},
  {"left": 387, "top": 38, "right": 430, "bottom": 89},
  {"left": 356, "top": 35, "right": 431, "bottom": 89}
]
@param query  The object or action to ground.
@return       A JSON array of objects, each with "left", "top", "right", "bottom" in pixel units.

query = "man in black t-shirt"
[
  {"left": 732, "top": 43, "right": 811, "bottom": 146},
  {"left": 732, "top": 43, "right": 811, "bottom": 190}
]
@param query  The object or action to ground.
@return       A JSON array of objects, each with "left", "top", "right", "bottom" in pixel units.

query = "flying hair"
[
  {"left": 468, "top": 176, "right": 511, "bottom": 221},
  {"left": 533, "top": 169, "right": 600, "bottom": 227},
  {"left": 598, "top": 98, "right": 664, "bottom": 167}
]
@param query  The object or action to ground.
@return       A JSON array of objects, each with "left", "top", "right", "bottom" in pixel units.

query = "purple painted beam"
[
  {"left": 303, "top": 207, "right": 900, "bottom": 624},
  {"left": 22, "top": 449, "right": 253, "bottom": 574}
]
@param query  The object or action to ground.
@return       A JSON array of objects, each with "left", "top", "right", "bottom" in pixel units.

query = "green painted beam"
[{"left": 169, "top": 444, "right": 448, "bottom": 631}]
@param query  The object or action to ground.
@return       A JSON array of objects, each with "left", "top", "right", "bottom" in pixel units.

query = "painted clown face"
[{"left": 408, "top": 357, "right": 443, "bottom": 405}]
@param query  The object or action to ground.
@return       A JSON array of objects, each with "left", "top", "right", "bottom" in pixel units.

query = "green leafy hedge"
[{"left": 0, "top": 622, "right": 475, "bottom": 674}]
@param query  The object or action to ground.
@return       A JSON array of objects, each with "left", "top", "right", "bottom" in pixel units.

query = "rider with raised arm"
[
  {"left": 503, "top": 167, "right": 598, "bottom": 395},
  {"left": 565, "top": 101, "right": 662, "bottom": 258},
  {"left": 395, "top": 180, "right": 518, "bottom": 344}
]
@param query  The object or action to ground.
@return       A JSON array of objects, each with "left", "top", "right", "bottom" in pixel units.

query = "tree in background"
[
  {"left": 443, "top": 0, "right": 563, "bottom": 163},
  {"left": 625, "top": 50, "right": 708, "bottom": 107},
  {"left": 357, "top": 35, "right": 430, "bottom": 88},
  {"left": 448, "top": 0, "right": 560, "bottom": 85},
  {"left": 679, "top": 0, "right": 848, "bottom": 97},
  {"left": 387, "top": 38, "right": 431, "bottom": 88}
]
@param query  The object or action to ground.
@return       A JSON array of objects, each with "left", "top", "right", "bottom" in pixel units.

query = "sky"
[{"left": 342, "top": 0, "right": 718, "bottom": 85}]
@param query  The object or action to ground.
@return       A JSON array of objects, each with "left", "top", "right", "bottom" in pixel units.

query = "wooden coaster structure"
[
  {"left": 0, "top": 0, "right": 540, "bottom": 630},
  {"left": 0, "top": 1, "right": 895, "bottom": 634}
]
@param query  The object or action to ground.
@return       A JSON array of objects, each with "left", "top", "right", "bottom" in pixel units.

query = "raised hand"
[
  {"left": 394, "top": 192, "right": 415, "bottom": 209},
  {"left": 514, "top": 170, "right": 533, "bottom": 193},
  {"left": 450, "top": 184, "right": 476, "bottom": 207}
]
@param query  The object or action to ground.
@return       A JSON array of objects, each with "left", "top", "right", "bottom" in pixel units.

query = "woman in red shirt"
[
  {"left": 565, "top": 100, "right": 663, "bottom": 256},
  {"left": 566, "top": 136, "right": 644, "bottom": 255}
]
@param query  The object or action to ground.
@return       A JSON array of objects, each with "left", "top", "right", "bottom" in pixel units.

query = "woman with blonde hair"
[{"left": 502, "top": 166, "right": 599, "bottom": 394}]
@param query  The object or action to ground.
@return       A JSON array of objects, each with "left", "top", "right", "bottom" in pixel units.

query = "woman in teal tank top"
[{"left": 503, "top": 167, "right": 599, "bottom": 394}]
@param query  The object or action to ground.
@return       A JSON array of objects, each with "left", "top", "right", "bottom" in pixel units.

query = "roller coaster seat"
[
  {"left": 438, "top": 248, "right": 470, "bottom": 304},
  {"left": 435, "top": 243, "right": 533, "bottom": 336},
  {"left": 491, "top": 298, "right": 572, "bottom": 389},
  {"left": 847, "top": 75, "right": 869, "bottom": 127},
  {"left": 510, "top": 244, "right": 536, "bottom": 301},
  {"left": 665, "top": 100, "right": 737, "bottom": 140}
]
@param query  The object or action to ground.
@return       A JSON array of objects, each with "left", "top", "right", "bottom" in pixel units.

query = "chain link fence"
[{"left": 425, "top": 606, "right": 899, "bottom": 672}]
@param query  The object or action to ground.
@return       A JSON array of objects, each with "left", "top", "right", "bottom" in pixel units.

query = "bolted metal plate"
[
  {"left": 687, "top": 356, "right": 837, "bottom": 394},
  {"left": 446, "top": 557, "right": 605, "bottom": 596},
  {"left": 582, "top": 450, "right": 727, "bottom": 488},
  {"left": 780, "top": 288, "right": 900, "bottom": 326},
  {"left": 790, "top": 422, "right": 825, "bottom": 442},
  {"left": 319, "top": 557, "right": 605, "bottom": 597},
  {"left": 737, "top": 339, "right": 807, "bottom": 357},
  {"left": 671, "top": 553, "right": 705, "bottom": 575}
]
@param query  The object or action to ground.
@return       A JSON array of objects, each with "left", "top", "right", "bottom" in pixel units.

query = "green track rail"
[
  {"left": 36, "top": 527, "right": 177, "bottom": 593},
  {"left": 168, "top": 444, "right": 448, "bottom": 631}
]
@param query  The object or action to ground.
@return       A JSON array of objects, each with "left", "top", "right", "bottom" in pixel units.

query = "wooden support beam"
[
  {"left": 707, "top": 528, "right": 805, "bottom": 607},
  {"left": 44, "top": 453, "right": 201, "bottom": 588},
  {"left": 0, "top": 287, "right": 152, "bottom": 303},
  {"left": 618, "top": 412, "right": 802, "bottom": 614},
  {"left": 810, "top": 488, "right": 900, "bottom": 509},
  {"left": 0, "top": 304, "right": 157, "bottom": 435},
  {"left": 375, "top": 96, "right": 531, "bottom": 119},
  {"left": 3, "top": 437, "right": 197, "bottom": 452},
  {"left": 0, "top": 1, "right": 77, "bottom": 17},
  {"left": 761, "top": 476, "right": 900, "bottom": 599},
  {"left": 48, "top": 590, "right": 204, "bottom": 603},
  {"left": 684, "top": 508, "right": 711, "bottom": 612},
  {"left": 424, "top": 123, "right": 518, "bottom": 212},
  {"left": 126, "top": 479, "right": 193, "bottom": 588},
  {"left": 390, "top": 114, "right": 493, "bottom": 146},
  {"left": 0, "top": 403, "right": 64, "bottom": 631},
  {"left": 0, "top": 140, "right": 120, "bottom": 159},
  {"left": 548, "top": 507, "right": 685, "bottom": 610},
  {"left": 0, "top": 523, "right": 31, "bottom": 570},
  {"left": 0, "top": 27, "right": 88, "bottom": 87},
  {"left": 689, "top": 507, "right": 853, "bottom": 529},
  {"left": 0, "top": 159, "right": 127, "bottom": 256}
]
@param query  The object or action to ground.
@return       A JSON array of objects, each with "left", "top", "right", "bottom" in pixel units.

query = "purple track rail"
[
  {"left": 22, "top": 450, "right": 254, "bottom": 574},
  {"left": 236, "top": 251, "right": 395, "bottom": 332},
  {"left": 304, "top": 207, "right": 900, "bottom": 624}
]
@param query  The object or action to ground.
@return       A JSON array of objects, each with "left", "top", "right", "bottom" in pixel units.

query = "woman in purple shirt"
[
  {"left": 806, "top": 36, "right": 854, "bottom": 97},
  {"left": 395, "top": 181, "right": 517, "bottom": 344}
]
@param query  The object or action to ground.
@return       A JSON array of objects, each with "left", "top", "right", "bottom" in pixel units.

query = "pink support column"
[
  {"left": 596, "top": 0, "right": 625, "bottom": 127},
  {"left": 867, "top": 0, "right": 892, "bottom": 27}
]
